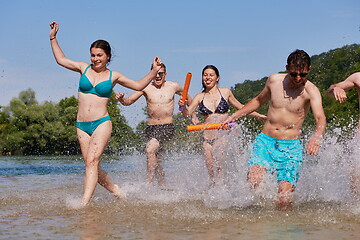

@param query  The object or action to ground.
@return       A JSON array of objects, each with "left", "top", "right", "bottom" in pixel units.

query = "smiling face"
[
  {"left": 286, "top": 65, "right": 310, "bottom": 87},
  {"left": 90, "top": 47, "right": 110, "bottom": 68},
  {"left": 153, "top": 67, "right": 166, "bottom": 87},
  {"left": 285, "top": 49, "right": 311, "bottom": 87},
  {"left": 202, "top": 68, "right": 219, "bottom": 90}
]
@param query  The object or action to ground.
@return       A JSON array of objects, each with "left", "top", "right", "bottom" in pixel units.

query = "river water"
[{"left": 1, "top": 127, "right": 360, "bottom": 239}]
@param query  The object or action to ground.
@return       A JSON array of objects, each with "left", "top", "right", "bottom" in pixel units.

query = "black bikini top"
[{"left": 198, "top": 89, "right": 230, "bottom": 115}]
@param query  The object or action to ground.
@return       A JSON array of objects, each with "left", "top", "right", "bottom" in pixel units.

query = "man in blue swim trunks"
[
  {"left": 116, "top": 64, "right": 195, "bottom": 187},
  {"left": 224, "top": 49, "right": 326, "bottom": 210}
]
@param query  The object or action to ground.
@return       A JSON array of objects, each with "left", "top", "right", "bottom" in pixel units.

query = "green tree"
[
  {"left": 55, "top": 96, "right": 79, "bottom": 154},
  {"left": 231, "top": 77, "right": 268, "bottom": 134},
  {"left": 0, "top": 106, "right": 10, "bottom": 131},
  {"left": 18, "top": 88, "right": 38, "bottom": 106}
]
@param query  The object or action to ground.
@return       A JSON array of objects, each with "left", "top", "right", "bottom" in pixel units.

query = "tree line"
[
  {"left": 0, "top": 44, "right": 359, "bottom": 155},
  {"left": 0, "top": 89, "right": 200, "bottom": 155},
  {"left": 0, "top": 91, "right": 138, "bottom": 155}
]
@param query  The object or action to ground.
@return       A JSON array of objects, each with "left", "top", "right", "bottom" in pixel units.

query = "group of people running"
[{"left": 49, "top": 21, "right": 360, "bottom": 210}]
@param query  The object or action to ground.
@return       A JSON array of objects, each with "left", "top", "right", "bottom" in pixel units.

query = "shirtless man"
[
  {"left": 327, "top": 72, "right": 360, "bottom": 196},
  {"left": 116, "top": 63, "right": 192, "bottom": 187},
  {"left": 223, "top": 49, "right": 326, "bottom": 210},
  {"left": 327, "top": 72, "right": 360, "bottom": 130}
]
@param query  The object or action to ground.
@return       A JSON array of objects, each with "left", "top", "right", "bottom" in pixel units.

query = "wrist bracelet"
[{"left": 50, "top": 37, "right": 56, "bottom": 40}]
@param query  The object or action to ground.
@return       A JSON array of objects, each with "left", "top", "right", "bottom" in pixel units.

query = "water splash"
[{"left": 1, "top": 122, "right": 359, "bottom": 214}]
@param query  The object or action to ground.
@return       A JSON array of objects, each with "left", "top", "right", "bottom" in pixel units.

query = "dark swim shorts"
[{"left": 144, "top": 123, "right": 176, "bottom": 144}]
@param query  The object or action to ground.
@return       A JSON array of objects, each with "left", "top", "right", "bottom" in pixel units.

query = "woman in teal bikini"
[
  {"left": 180, "top": 65, "right": 266, "bottom": 186},
  {"left": 49, "top": 22, "right": 162, "bottom": 206}
]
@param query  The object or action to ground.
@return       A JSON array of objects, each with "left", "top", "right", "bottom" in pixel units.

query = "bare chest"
[
  {"left": 270, "top": 84, "right": 309, "bottom": 113},
  {"left": 145, "top": 86, "right": 176, "bottom": 104}
]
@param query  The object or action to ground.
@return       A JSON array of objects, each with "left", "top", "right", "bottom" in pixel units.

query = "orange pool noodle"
[
  {"left": 187, "top": 122, "right": 235, "bottom": 132},
  {"left": 179, "top": 73, "right": 192, "bottom": 111},
  {"left": 180, "top": 72, "right": 192, "bottom": 103}
]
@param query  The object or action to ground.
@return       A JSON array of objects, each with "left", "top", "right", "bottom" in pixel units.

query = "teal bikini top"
[{"left": 78, "top": 65, "right": 113, "bottom": 98}]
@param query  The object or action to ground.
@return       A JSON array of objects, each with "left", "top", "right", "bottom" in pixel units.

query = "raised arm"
[
  {"left": 306, "top": 85, "right": 326, "bottom": 155},
  {"left": 115, "top": 91, "right": 144, "bottom": 106},
  {"left": 49, "top": 22, "right": 84, "bottom": 72},
  {"left": 327, "top": 72, "right": 360, "bottom": 103},
  {"left": 112, "top": 57, "right": 162, "bottom": 91}
]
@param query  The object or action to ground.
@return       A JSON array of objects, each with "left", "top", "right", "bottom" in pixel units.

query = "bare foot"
[
  {"left": 276, "top": 201, "right": 293, "bottom": 211},
  {"left": 158, "top": 181, "right": 166, "bottom": 188},
  {"left": 112, "top": 184, "right": 126, "bottom": 199},
  {"left": 66, "top": 198, "right": 89, "bottom": 210},
  {"left": 277, "top": 194, "right": 293, "bottom": 211}
]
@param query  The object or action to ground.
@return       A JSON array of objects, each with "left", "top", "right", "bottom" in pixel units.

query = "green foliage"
[
  {"left": 231, "top": 77, "right": 269, "bottom": 132},
  {"left": 107, "top": 93, "right": 141, "bottom": 153},
  {"left": 171, "top": 112, "right": 203, "bottom": 153},
  {"left": 0, "top": 106, "right": 10, "bottom": 130},
  {"left": 231, "top": 77, "right": 267, "bottom": 103},
  {"left": 310, "top": 44, "right": 360, "bottom": 88},
  {"left": 0, "top": 90, "right": 139, "bottom": 155},
  {"left": 18, "top": 88, "right": 38, "bottom": 106},
  {"left": 231, "top": 78, "right": 269, "bottom": 115},
  {"left": 0, "top": 91, "right": 80, "bottom": 155}
]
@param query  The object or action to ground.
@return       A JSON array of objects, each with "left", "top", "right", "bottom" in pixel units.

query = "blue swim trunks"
[{"left": 249, "top": 133, "right": 303, "bottom": 185}]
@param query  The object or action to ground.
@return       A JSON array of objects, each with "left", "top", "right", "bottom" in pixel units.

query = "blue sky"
[{"left": 1, "top": 0, "right": 359, "bottom": 127}]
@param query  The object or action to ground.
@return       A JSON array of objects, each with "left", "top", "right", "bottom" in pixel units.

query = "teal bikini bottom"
[{"left": 76, "top": 115, "right": 111, "bottom": 136}]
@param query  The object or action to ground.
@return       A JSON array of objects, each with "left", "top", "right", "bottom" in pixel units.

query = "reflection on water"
[{"left": 1, "top": 127, "right": 360, "bottom": 239}]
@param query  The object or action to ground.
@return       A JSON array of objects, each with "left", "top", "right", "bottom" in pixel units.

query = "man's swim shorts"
[{"left": 249, "top": 132, "right": 303, "bottom": 185}]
